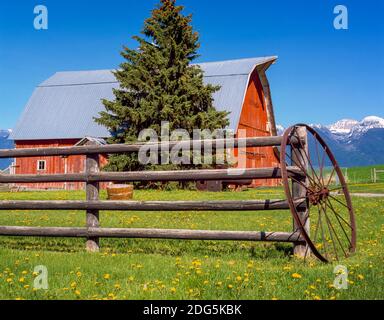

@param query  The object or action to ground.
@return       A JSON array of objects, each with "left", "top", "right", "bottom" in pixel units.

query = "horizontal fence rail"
[
  {"left": 0, "top": 226, "right": 305, "bottom": 243},
  {"left": 0, "top": 199, "right": 306, "bottom": 211},
  {"left": 0, "top": 167, "right": 303, "bottom": 183},
  {"left": 0, "top": 136, "right": 294, "bottom": 159}
]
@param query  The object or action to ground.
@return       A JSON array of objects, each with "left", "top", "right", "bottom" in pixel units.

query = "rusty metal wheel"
[{"left": 281, "top": 124, "right": 357, "bottom": 262}]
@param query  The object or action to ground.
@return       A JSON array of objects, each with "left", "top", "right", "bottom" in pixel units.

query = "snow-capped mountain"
[
  {"left": 278, "top": 116, "right": 384, "bottom": 167},
  {"left": 327, "top": 119, "right": 359, "bottom": 135},
  {"left": 0, "top": 129, "right": 14, "bottom": 170}
]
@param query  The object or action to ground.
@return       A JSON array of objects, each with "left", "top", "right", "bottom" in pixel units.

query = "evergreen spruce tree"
[{"left": 95, "top": 0, "right": 229, "bottom": 172}]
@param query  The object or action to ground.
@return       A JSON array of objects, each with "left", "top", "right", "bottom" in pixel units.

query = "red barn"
[{"left": 10, "top": 56, "right": 280, "bottom": 189}]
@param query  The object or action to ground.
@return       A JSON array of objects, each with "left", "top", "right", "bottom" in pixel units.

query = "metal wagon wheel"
[{"left": 280, "top": 124, "right": 357, "bottom": 263}]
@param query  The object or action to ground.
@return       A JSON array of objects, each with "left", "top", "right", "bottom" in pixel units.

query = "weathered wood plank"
[
  {"left": 0, "top": 199, "right": 306, "bottom": 211},
  {"left": 0, "top": 137, "right": 290, "bottom": 159},
  {"left": 0, "top": 166, "right": 304, "bottom": 183},
  {"left": 292, "top": 127, "right": 310, "bottom": 258},
  {"left": 85, "top": 152, "right": 100, "bottom": 252},
  {"left": 0, "top": 226, "right": 305, "bottom": 243}
]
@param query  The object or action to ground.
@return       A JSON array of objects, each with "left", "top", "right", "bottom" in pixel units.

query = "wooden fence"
[{"left": 0, "top": 135, "right": 307, "bottom": 253}]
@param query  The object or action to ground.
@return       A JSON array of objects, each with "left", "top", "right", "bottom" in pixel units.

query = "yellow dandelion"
[
  {"left": 203, "top": 280, "right": 209, "bottom": 285},
  {"left": 6, "top": 278, "right": 12, "bottom": 283},
  {"left": 227, "top": 284, "right": 233, "bottom": 289},
  {"left": 272, "top": 297, "right": 278, "bottom": 300},
  {"left": 21, "top": 271, "right": 28, "bottom": 275},
  {"left": 236, "top": 276, "right": 242, "bottom": 282},
  {"left": 128, "top": 276, "right": 134, "bottom": 282},
  {"left": 24, "top": 285, "right": 30, "bottom": 289},
  {"left": 291, "top": 273, "right": 302, "bottom": 279},
  {"left": 19, "top": 277, "right": 25, "bottom": 283},
  {"left": 357, "top": 274, "right": 364, "bottom": 280},
  {"left": 70, "top": 281, "right": 77, "bottom": 288},
  {"left": 74, "top": 290, "right": 81, "bottom": 296},
  {"left": 103, "top": 274, "right": 111, "bottom": 280},
  {"left": 313, "top": 296, "right": 321, "bottom": 300},
  {"left": 76, "top": 271, "right": 82, "bottom": 277},
  {"left": 170, "top": 287, "right": 176, "bottom": 293}
]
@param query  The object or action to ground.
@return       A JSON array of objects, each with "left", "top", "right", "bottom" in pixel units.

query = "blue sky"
[{"left": 0, "top": 0, "right": 383, "bottom": 129}]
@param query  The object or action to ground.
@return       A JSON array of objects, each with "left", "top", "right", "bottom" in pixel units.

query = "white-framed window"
[{"left": 37, "top": 160, "right": 47, "bottom": 171}]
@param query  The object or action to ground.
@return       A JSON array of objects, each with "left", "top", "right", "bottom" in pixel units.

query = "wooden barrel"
[{"left": 107, "top": 184, "right": 134, "bottom": 200}]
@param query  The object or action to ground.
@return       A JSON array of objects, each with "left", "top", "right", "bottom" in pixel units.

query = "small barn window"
[{"left": 37, "top": 160, "right": 46, "bottom": 171}]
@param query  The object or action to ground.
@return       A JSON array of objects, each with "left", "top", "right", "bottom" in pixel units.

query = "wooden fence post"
[
  {"left": 85, "top": 151, "right": 100, "bottom": 252},
  {"left": 292, "top": 126, "right": 310, "bottom": 258}
]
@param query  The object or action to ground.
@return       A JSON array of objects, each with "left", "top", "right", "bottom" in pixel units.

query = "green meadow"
[{"left": 0, "top": 185, "right": 382, "bottom": 300}]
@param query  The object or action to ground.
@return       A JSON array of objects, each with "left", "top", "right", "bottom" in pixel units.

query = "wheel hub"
[{"left": 308, "top": 186, "right": 330, "bottom": 206}]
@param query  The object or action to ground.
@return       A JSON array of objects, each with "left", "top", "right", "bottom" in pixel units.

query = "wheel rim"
[{"left": 280, "top": 124, "right": 357, "bottom": 263}]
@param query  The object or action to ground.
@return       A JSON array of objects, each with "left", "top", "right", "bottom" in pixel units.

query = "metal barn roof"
[{"left": 10, "top": 56, "right": 277, "bottom": 140}]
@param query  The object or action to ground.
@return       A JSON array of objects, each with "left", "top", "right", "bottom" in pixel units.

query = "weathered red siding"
[
  {"left": 14, "top": 139, "right": 108, "bottom": 190},
  {"left": 235, "top": 69, "right": 280, "bottom": 187}
]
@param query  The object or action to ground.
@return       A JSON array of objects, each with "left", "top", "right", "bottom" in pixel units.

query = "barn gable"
[{"left": 10, "top": 56, "right": 277, "bottom": 140}]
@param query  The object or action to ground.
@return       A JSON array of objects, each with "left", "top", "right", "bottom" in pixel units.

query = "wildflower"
[
  {"left": 114, "top": 284, "right": 121, "bottom": 289},
  {"left": 76, "top": 271, "right": 82, "bottom": 277},
  {"left": 24, "top": 285, "right": 30, "bottom": 289},
  {"left": 236, "top": 276, "right": 242, "bottom": 282},
  {"left": 19, "top": 277, "right": 25, "bottom": 283},
  {"left": 170, "top": 287, "right": 176, "bottom": 293},
  {"left": 291, "top": 273, "right": 302, "bottom": 279},
  {"left": 21, "top": 271, "right": 28, "bottom": 275},
  {"left": 74, "top": 290, "right": 81, "bottom": 296},
  {"left": 103, "top": 274, "right": 111, "bottom": 280},
  {"left": 203, "top": 280, "right": 209, "bottom": 285},
  {"left": 70, "top": 282, "right": 77, "bottom": 288},
  {"left": 227, "top": 284, "right": 233, "bottom": 289},
  {"left": 357, "top": 274, "right": 364, "bottom": 280},
  {"left": 128, "top": 276, "right": 134, "bottom": 282},
  {"left": 272, "top": 297, "right": 278, "bottom": 300},
  {"left": 313, "top": 296, "right": 321, "bottom": 300},
  {"left": 6, "top": 278, "right": 12, "bottom": 283}
]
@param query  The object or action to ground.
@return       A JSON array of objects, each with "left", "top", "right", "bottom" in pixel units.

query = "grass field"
[
  {"left": 340, "top": 164, "right": 384, "bottom": 185},
  {"left": 0, "top": 185, "right": 383, "bottom": 300}
]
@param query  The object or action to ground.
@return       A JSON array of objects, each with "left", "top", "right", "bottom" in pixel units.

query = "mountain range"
[
  {"left": 0, "top": 129, "right": 14, "bottom": 170},
  {"left": 278, "top": 116, "right": 384, "bottom": 167},
  {"left": 1, "top": 116, "right": 384, "bottom": 169}
]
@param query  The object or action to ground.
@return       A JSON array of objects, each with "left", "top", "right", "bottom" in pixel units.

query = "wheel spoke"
[
  {"left": 320, "top": 204, "right": 339, "bottom": 260},
  {"left": 326, "top": 198, "right": 353, "bottom": 247},
  {"left": 292, "top": 147, "right": 320, "bottom": 188},
  {"left": 295, "top": 132, "right": 323, "bottom": 187},
  {"left": 326, "top": 167, "right": 336, "bottom": 187},
  {"left": 317, "top": 204, "right": 329, "bottom": 259},
  {"left": 286, "top": 151, "right": 319, "bottom": 188},
  {"left": 329, "top": 186, "right": 344, "bottom": 192},
  {"left": 314, "top": 137, "right": 325, "bottom": 185},
  {"left": 328, "top": 194, "right": 349, "bottom": 209},
  {"left": 321, "top": 201, "right": 348, "bottom": 258}
]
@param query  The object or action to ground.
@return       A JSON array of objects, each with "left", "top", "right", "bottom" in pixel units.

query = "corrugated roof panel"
[
  {"left": 10, "top": 56, "right": 277, "bottom": 140},
  {"left": 198, "top": 56, "right": 277, "bottom": 77}
]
